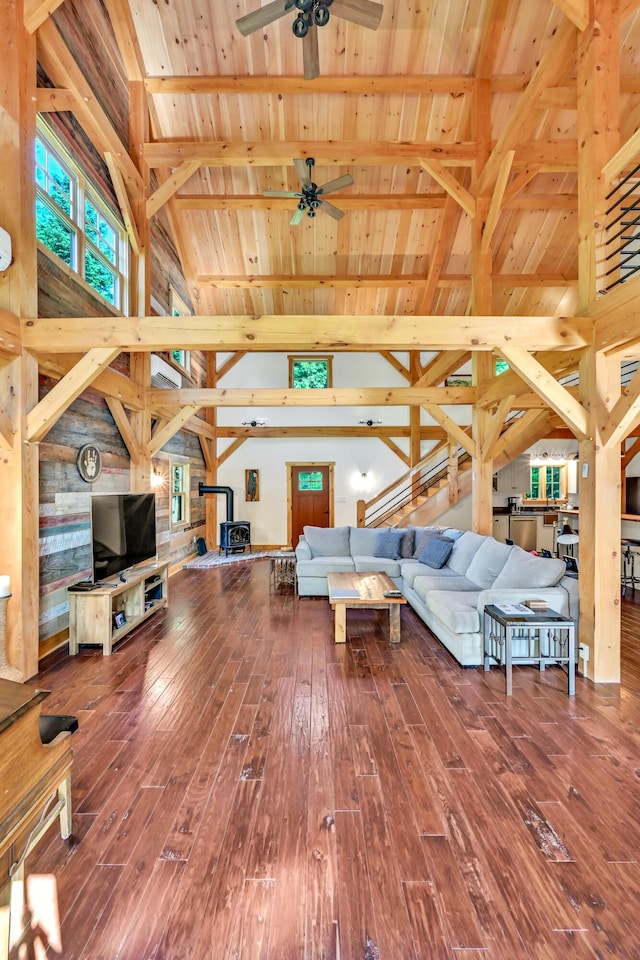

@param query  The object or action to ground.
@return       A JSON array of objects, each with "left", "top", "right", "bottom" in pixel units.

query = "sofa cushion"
[
  {"left": 354, "top": 556, "right": 402, "bottom": 577},
  {"left": 400, "top": 529, "right": 415, "bottom": 558},
  {"left": 465, "top": 538, "right": 513, "bottom": 588},
  {"left": 412, "top": 574, "right": 481, "bottom": 603},
  {"left": 411, "top": 526, "right": 443, "bottom": 558},
  {"left": 425, "top": 591, "right": 482, "bottom": 634},
  {"left": 296, "top": 556, "right": 355, "bottom": 577},
  {"left": 375, "top": 528, "right": 405, "bottom": 559},
  {"left": 492, "top": 546, "right": 566, "bottom": 589},
  {"left": 441, "top": 528, "right": 465, "bottom": 541},
  {"left": 419, "top": 535, "right": 454, "bottom": 568},
  {"left": 303, "top": 525, "right": 351, "bottom": 557},
  {"left": 400, "top": 561, "right": 460, "bottom": 589},
  {"left": 350, "top": 527, "right": 380, "bottom": 556},
  {"left": 447, "top": 531, "right": 487, "bottom": 576}
]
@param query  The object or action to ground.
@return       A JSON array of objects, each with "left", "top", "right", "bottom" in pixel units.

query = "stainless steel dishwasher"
[{"left": 509, "top": 516, "right": 537, "bottom": 552}]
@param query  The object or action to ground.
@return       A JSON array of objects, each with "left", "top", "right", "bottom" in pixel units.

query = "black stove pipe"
[{"left": 198, "top": 483, "right": 234, "bottom": 522}]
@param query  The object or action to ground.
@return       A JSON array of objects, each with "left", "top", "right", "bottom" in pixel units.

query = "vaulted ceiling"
[{"left": 107, "top": 0, "right": 640, "bottom": 323}]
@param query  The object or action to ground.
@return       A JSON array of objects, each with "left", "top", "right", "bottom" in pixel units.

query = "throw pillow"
[
  {"left": 419, "top": 535, "right": 454, "bottom": 569},
  {"left": 374, "top": 528, "right": 405, "bottom": 559},
  {"left": 412, "top": 527, "right": 440, "bottom": 558},
  {"left": 400, "top": 529, "right": 415, "bottom": 558}
]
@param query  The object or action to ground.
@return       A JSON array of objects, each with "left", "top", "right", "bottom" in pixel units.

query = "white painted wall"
[{"left": 214, "top": 351, "right": 470, "bottom": 545}]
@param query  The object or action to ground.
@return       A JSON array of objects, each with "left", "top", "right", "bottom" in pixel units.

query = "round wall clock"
[{"left": 77, "top": 443, "right": 102, "bottom": 483}]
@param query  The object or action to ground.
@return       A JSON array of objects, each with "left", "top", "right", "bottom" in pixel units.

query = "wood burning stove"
[
  {"left": 219, "top": 521, "right": 251, "bottom": 557},
  {"left": 198, "top": 483, "right": 251, "bottom": 557}
]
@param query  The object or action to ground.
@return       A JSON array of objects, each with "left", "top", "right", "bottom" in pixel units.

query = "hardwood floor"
[{"left": 14, "top": 561, "right": 640, "bottom": 959}]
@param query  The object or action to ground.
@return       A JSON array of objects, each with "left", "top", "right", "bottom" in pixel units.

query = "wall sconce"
[
  {"left": 242, "top": 419, "right": 267, "bottom": 427},
  {"left": 150, "top": 466, "right": 164, "bottom": 489},
  {"left": 359, "top": 418, "right": 382, "bottom": 427}
]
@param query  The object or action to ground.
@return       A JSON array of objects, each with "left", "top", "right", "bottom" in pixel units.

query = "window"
[
  {"left": 35, "top": 120, "right": 128, "bottom": 311},
  {"left": 170, "top": 460, "right": 190, "bottom": 528},
  {"left": 528, "top": 464, "right": 567, "bottom": 502},
  {"left": 170, "top": 288, "right": 192, "bottom": 373},
  {"left": 289, "top": 356, "right": 332, "bottom": 389},
  {"left": 298, "top": 471, "right": 324, "bottom": 491}
]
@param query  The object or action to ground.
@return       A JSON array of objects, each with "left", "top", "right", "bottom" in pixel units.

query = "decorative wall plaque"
[{"left": 77, "top": 443, "right": 102, "bottom": 483}]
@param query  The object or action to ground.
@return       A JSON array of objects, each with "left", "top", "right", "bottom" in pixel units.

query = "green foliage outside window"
[
  {"left": 291, "top": 360, "right": 330, "bottom": 389},
  {"left": 35, "top": 124, "right": 126, "bottom": 308},
  {"left": 495, "top": 359, "right": 510, "bottom": 375}
]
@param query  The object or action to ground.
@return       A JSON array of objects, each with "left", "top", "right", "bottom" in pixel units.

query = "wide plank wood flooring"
[{"left": 14, "top": 561, "right": 640, "bottom": 959}]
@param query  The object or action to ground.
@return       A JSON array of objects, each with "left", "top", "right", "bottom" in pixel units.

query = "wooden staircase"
[{"left": 360, "top": 408, "right": 558, "bottom": 529}]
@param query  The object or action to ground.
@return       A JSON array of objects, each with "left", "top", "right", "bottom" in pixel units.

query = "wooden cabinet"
[{"left": 68, "top": 561, "right": 169, "bottom": 656}]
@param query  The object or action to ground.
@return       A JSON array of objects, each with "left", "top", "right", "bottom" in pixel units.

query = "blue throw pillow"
[
  {"left": 419, "top": 535, "right": 454, "bottom": 569},
  {"left": 374, "top": 528, "right": 405, "bottom": 559}
]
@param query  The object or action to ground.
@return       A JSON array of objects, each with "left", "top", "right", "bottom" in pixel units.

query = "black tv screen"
[{"left": 91, "top": 493, "right": 157, "bottom": 582}]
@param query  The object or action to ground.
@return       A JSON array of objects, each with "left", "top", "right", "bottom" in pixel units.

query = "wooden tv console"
[{"left": 68, "top": 560, "right": 169, "bottom": 656}]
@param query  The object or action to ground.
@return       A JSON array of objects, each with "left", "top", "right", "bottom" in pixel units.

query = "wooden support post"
[
  {"left": 129, "top": 353, "right": 151, "bottom": 492},
  {"left": 205, "top": 352, "right": 218, "bottom": 548},
  {"left": 575, "top": 1, "right": 622, "bottom": 683},
  {"left": 0, "top": 4, "right": 39, "bottom": 679}
]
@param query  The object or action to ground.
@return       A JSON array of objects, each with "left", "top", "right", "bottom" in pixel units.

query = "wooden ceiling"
[{"left": 103, "top": 0, "right": 640, "bottom": 324}]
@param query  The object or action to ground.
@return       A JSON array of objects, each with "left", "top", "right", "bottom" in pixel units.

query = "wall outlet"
[{"left": 579, "top": 642, "right": 590, "bottom": 662}]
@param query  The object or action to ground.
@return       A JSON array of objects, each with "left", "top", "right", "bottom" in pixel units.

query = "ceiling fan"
[
  {"left": 264, "top": 157, "right": 354, "bottom": 224},
  {"left": 236, "top": 0, "right": 384, "bottom": 80}
]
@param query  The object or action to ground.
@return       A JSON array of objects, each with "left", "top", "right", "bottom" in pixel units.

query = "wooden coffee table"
[{"left": 327, "top": 571, "right": 406, "bottom": 645}]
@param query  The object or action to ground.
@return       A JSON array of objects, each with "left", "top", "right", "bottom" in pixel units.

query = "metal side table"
[
  {"left": 483, "top": 604, "right": 575, "bottom": 696},
  {"left": 269, "top": 550, "right": 297, "bottom": 593}
]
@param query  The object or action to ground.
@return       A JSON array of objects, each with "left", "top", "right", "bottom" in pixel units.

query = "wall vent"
[{"left": 150, "top": 354, "right": 182, "bottom": 389}]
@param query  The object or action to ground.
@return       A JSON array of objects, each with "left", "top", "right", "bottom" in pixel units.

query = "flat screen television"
[{"left": 91, "top": 492, "right": 157, "bottom": 582}]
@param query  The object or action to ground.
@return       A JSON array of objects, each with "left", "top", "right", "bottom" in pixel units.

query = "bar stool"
[{"left": 621, "top": 541, "right": 640, "bottom": 595}]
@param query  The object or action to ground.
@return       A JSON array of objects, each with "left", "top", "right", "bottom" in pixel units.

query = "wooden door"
[{"left": 290, "top": 464, "right": 332, "bottom": 549}]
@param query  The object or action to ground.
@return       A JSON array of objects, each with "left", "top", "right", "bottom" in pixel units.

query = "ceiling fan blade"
[
  {"left": 302, "top": 24, "right": 320, "bottom": 80},
  {"left": 318, "top": 173, "right": 354, "bottom": 196},
  {"left": 236, "top": 0, "right": 290, "bottom": 37},
  {"left": 290, "top": 207, "right": 306, "bottom": 225},
  {"left": 293, "top": 158, "right": 312, "bottom": 188},
  {"left": 331, "top": 0, "right": 383, "bottom": 30},
  {"left": 263, "top": 190, "right": 302, "bottom": 198},
  {"left": 320, "top": 199, "right": 345, "bottom": 221}
]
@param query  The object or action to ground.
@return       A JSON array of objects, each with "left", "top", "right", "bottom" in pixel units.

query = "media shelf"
[{"left": 68, "top": 560, "right": 169, "bottom": 656}]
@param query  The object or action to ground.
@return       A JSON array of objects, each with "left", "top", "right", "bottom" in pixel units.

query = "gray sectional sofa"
[{"left": 295, "top": 524, "right": 579, "bottom": 666}]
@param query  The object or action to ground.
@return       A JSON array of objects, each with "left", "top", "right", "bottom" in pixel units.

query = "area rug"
[{"left": 183, "top": 550, "right": 271, "bottom": 569}]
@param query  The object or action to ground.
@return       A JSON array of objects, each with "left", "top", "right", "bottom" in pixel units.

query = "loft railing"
[{"left": 603, "top": 158, "right": 640, "bottom": 291}]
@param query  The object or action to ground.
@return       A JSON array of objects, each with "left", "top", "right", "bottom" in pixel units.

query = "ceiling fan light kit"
[
  {"left": 263, "top": 156, "right": 354, "bottom": 224},
  {"left": 236, "top": 0, "right": 383, "bottom": 80}
]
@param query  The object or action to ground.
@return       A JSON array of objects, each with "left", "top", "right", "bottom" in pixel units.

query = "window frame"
[
  {"left": 170, "top": 458, "right": 190, "bottom": 530},
  {"left": 526, "top": 463, "right": 568, "bottom": 504},
  {"left": 169, "top": 287, "right": 192, "bottom": 374},
  {"left": 288, "top": 355, "right": 333, "bottom": 389},
  {"left": 35, "top": 119, "right": 128, "bottom": 312}
]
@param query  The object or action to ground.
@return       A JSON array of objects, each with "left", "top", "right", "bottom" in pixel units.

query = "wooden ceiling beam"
[
  {"left": 34, "top": 87, "right": 77, "bottom": 112},
  {"left": 415, "top": 351, "right": 470, "bottom": 388},
  {"left": 215, "top": 426, "right": 449, "bottom": 438},
  {"left": 24, "top": 0, "right": 64, "bottom": 33},
  {"left": 22, "top": 315, "right": 593, "bottom": 354},
  {"left": 143, "top": 140, "right": 576, "bottom": 170},
  {"left": 551, "top": 0, "right": 589, "bottom": 30},
  {"left": 175, "top": 193, "right": 577, "bottom": 212},
  {"left": 147, "top": 404, "right": 200, "bottom": 458},
  {"left": 148, "top": 387, "right": 478, "bottom": 408},
  {"left": 478, "top": 19, "right": 578, "bottom": 194},
  {"left": 27, "top": 347, "right": 121, "bottom": 442},
  {"left": 142, "top": 73, "right": 640, "bottom": 98},
  {"left": 419, "top": 160, "right": 476, "bottom": 217},
  {"left": 196, "top": 274, "right": 576, "bottom": 290},
  {"left": 496, "top": 346, "right": 589, "bottom": 439}
]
